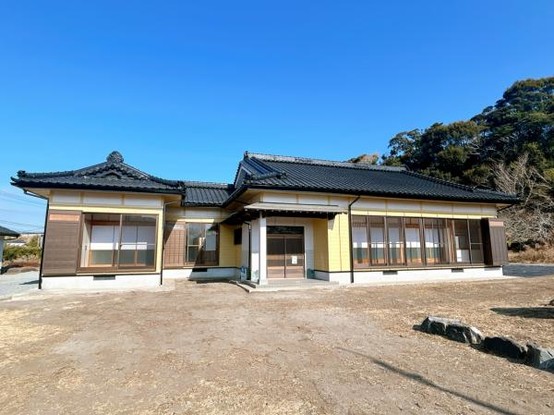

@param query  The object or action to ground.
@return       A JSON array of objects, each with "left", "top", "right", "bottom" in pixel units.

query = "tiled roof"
[
  {"left": 0, "top": 225, "right": 19, "bottom": 238},
  {"left": 182, "top": 182, "right": 234, "bottom": 207},
  {"left": 12, "top": 151, "right": 185, "bottom": 195},
  {"left": 227, "top": 152, "right": 519, "bottom": 204},
  {"left": 12, "top": 150, "right": 519, "bottom": 207}
]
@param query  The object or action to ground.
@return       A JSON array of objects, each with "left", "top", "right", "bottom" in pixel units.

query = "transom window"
[{"left": 352, "top": 216, "right": 484, "bottom": 268}]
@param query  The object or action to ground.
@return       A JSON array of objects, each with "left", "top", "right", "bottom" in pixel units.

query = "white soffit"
[{"left": 244, "top": 202, "right": 348, "bottom": 214}]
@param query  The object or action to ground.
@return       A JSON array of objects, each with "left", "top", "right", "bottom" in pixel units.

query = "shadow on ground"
[
  {"left": 491, "top": 307, "right": 554, "bottom": 319},
  {"left": 336, "top": 347, "right": 520, "bottom": 415}
]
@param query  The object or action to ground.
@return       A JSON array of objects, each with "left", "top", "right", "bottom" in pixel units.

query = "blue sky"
[{"left": 1, "top": 0, "right": 553, "bottom": 232}]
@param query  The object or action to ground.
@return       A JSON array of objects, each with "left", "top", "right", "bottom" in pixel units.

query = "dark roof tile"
[
  {"left": 12, "top": 151, "right": 184, "bottom": 195},
  {"left": 0, "top": 225, "right": 20, "bottom": 237},
  {"left": 183, "top": 182, "right": 233, "bottom": 206},
  {"left": 232, "top": 153, "right": 518, "bottom": 204}
]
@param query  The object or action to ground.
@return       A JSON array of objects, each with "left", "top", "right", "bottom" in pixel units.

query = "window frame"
[
  {"left": 78, "top": 213, "right": 159, "bottom": 273},
  {"left": 350, "top": 215, "right": 485, "bottom": 269},
  {"left": 184, "top": 222, "right": 220, "bottom": 266},
  {"left": 163, "top": 221, "right": 220, "bottom": 268}
]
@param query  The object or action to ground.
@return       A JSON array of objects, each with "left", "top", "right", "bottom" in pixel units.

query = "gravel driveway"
[{"left": 0, "top": 271, "right": 39, "bottom": 300}]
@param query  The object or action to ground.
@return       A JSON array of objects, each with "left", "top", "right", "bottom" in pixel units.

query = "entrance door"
[{"left": 267, "top": 226, "right": 305, "bottom": 279}]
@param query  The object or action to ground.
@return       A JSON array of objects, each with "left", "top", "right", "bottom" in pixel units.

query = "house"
[
  {"left": 11, "top": 151, "right": 518, "bottom": 290},
  {"left": 0, "top": 225, "right": 20, "bottom": 271},
  {"left": 5, "top": 238, "right": 27, "bottom": 247}
]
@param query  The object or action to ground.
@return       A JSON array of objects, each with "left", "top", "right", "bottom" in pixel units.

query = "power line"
[
  {"left": 0, "top": 192, "right": 45, "bottom": 207},
  {"left": 0, "top": 207, "right": 45, "bottom": 213},
  {"left": 0, "top": 219, "right": 44, "bottom": 228}
]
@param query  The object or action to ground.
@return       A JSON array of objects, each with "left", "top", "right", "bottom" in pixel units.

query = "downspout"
[
  {"left": 23, "top": 190, "right": 49, "bottom": 290},
  {"left": 348, "top": 196, "right": 361, "bottom": 284},
  {"left": 244, "top": 221, "right": 252, "bottom": 279}
]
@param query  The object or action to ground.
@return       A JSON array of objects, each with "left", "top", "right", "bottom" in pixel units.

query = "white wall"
[
  {"left": 314, "top": 267, "right": 504, "bottom": 285},
  {"left": 41, "top": 274, "right": 161, "bottom": 290},
  {"left": 250, "top": 216, "right": 267, "bottom": 284},
  {"left": 354, "top": 267, "right": 504, "bottom": 284},
  {"left": 162, "top": 267, "right": 238, "bottom": 280}
]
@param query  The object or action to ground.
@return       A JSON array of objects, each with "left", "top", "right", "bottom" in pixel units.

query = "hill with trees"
[{"left": 379, "top": 76, "right": 554, "bottom": 250}]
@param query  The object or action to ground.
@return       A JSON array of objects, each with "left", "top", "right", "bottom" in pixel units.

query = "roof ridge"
[
  {"left": 245, "top": 151, "right": 406, "bottom": 172},
  {"left": 17, "top": 153, "right": 183, "bottom": 189},
  {"left": 184, "top": 181, "right": 232, "bottom": 188}
]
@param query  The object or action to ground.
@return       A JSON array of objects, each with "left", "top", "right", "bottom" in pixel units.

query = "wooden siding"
[
  {"left": 163, "top": 222, "right": 186, "bottom": 267},
  {"left": 482, "top": 218, "right": 509, "bottom": 266},
  {"left": 42, "top": 210, "right": 82, "bottom": 276}
]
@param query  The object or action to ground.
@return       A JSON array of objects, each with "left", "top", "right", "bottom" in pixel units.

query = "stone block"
[
  {"left": 445, "top": 323, "right": 484, "bottom": 345},
  {"left": 420, "top": 316, "right": 461, "bottom": 336},
  {"left": 483, "top": 336, "right": 527, "bottom": 360},
  {"left": 526, "top": 343, "right": 554, "bottom": 371}
]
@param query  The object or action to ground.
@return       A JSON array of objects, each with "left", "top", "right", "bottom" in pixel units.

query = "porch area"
[{"left": 233, "top": 277, "right": 339, "bottom": 292}]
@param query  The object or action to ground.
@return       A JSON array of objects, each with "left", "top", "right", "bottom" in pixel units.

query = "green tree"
[{"left": 381, "top": 76, "right": 554, "bottom": 244}]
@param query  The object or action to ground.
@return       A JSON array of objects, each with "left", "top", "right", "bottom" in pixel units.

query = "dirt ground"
[{"left": 1, "top": 277, "right": 553, "bottom": 415}]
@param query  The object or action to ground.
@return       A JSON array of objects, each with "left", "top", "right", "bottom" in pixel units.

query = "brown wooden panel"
[
  {"left": 267, "top": 232, "right": 305, "bottom": 279},
  {"left": 42, "top": 210, "right": 82, "bottom": 276},
  {"left": 163, "top": 222, "right": 185, "bottom": 267},
  {"left": 482, "top": 218, "right": 508, "bottom": 266}
]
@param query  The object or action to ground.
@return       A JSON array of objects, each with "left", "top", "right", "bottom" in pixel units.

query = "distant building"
[
  {"left": 5, "top": 238, "right": 26, "bottom": 247},
  {"left": 0, "top": 225, "right": 20, "bottom": 271}
]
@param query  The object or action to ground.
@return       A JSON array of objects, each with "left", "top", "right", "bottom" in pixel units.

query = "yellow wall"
[
  {"left": 218, "top": 224, "right": 238, "bottom": 267},
  {"left": 313, "top": 218, "right": 329, "bottom": 270},
  {"left": 326, "top": 213, "right": 351, "bottom": 272}
]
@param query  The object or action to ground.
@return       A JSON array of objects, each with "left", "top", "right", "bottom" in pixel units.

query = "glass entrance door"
[{"left": 267, "top": 226, "right": 305, "bottom": 279}]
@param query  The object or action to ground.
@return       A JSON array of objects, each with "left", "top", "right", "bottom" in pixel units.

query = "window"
[
  {"left": 233, "top": 228, "right": 242, "bottom": 245},
  {"left": 185, "top": 223, "right": 219, "bottom": 265},
  {"left": 469, "top": 220, "right": 484, "bottom": 263},
  {"left": 80, "top": 213, "right": 157, "bottom": 270},
  {"left": 424, "top": 219, "right": 449, "bottom": 265},
  {"left": 387, "top": 217, "right": 405, "bottom": 265},
  {"left": 352, "top": 216, "right": 369, "bottom": 268},
  {"left": 369, "top": 216, "right": 386, "bottom": 265},
  {"left": 164, "top": 222, "right": 220, "bottom": 267},
  {"left": 452, "top": 219, "right": 470, "bottom": 263},
  {"left": 119, "top": 215, "right": 156, "bottom": 267},
  {"left": 351, "top": 215, "right": 485, "bottom": 268},
  {"left": 405, "top": 218, "right": 423, "bottom": 265}
]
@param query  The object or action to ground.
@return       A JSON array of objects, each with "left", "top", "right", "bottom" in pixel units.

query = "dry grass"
[
  {"left": 509, "top": 245, "right": 554, "bottom": 263},
  {"left": 1, "top": 278, "right": 553, "bottom": 414},
  {"left": 337, "top": 277, "right": 554, "bottom": 347},
  {"left": 0, "top": 309, "right": 65, "bottom": 369}
]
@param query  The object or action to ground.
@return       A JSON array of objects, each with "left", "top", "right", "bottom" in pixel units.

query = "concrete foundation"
[
  {"left": 41, "top": 273, "right": 161, "bottom": 290},
  {"left": 162, "top": 267, "right": 239, "bottom": 280},
  {"left": 313, "top": 267, "right": 505, "bottom": 285}
]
